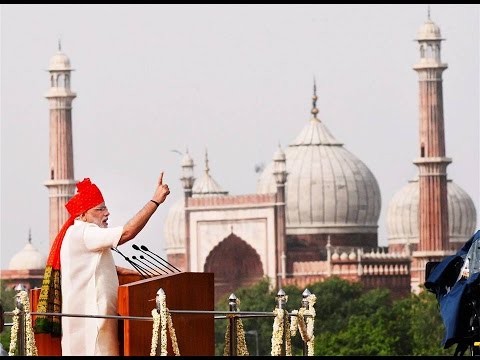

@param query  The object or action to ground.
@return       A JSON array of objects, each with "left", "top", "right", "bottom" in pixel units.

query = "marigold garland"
[
  {"left": 8, "top": 290, "right": 38, "bottom": 356},
  {"left": 150, "top": 291, "right": 180, "bottom": 356},
  {"left": 150, "top": 309, "right": 161, "bottom": 356},
  {"left": 223, "top": 299, "right": 249, "bottom": 356},
  {"left": 271, "top": 308, "right": 292, "bottom": 356},
  {"left": 289, "top": 294, "right": 317, "bottom": 356}
]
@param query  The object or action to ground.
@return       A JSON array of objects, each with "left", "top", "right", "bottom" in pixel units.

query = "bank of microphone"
[
  {"left": 111, "top": 247, "right": 149, "bottom": 279},
  {"left": 132, "top": 244, "right": 181, "bottom": 274}
]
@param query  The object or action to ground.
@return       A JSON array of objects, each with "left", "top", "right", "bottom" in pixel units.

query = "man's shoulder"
[{"left": 73, "top": 220, "right": 99, "bottom": 228}]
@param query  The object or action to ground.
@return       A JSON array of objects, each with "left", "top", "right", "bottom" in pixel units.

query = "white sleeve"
[{"left": 83, "top": 224, "right": 124, "bottom": 251}]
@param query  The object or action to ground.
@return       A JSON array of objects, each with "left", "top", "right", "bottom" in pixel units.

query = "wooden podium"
[
  {"left": 31, "top": 271, "right": 215, "bottom": 356},
  {"left": 118, "top": 271, "right": 215, "bottom": 356}
]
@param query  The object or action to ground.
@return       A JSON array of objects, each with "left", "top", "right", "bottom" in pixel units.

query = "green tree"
[
  {"left": 315, "top": 283, "right": 455, "bottom": 356},
  {"left": 214, "top": 277, "right": 458, "bottom": 356},
  {"left": 0, "top": 281, "right": 16, "bottom": 352},
  {"left": 214, "top": 279, "right": 312, "bottom": 355},
  {"left": 214, "top": 278, "right": 278, "bottom": 356},
  {"left": 392, "top": 289, "right": 455, "bottom": 356},
  {"left": 307, "top": 277, "right": 364, "bottom": 335},
  {"left": 315, "top": 287, "right": 396, "bottom": 355}
]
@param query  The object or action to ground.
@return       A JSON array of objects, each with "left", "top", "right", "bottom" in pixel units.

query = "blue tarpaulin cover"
[{"left": 425, "top": 230, "right": 480, "bottom": 349}]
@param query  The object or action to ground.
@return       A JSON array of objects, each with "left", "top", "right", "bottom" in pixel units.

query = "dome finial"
[
  {"left": 311, "top": 78, "right": 319, "bottom": 119},
  {"left": 204, "top": 148, "right": 210, "bottom": 174},
  {"left": 28, "top": 228, "right": 32, "bottom": 244},
  {"left": 58, "top": 38, "right": 62, "bottom": 51},
  {"left": 427, "top": 5, "right": 431, "bottom": 20}
]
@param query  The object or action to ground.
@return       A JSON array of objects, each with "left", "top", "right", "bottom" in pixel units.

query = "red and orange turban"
[{"left": 35, "top": 178, "right": 104, "bottom": 335}]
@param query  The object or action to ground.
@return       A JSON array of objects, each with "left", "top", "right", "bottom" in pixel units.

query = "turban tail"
[{"left": 35, "top": 178, "right": 104, "bottom": 335}]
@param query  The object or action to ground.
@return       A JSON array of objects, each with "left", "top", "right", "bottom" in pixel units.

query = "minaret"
[
  {"left": 44, "top": 42, "right": 77, "bottom": 246},
  {"left": 273, "top": 143, "right": 287, "bottom": 288},
  {"left": 180, "top": 149, "right": 195, "bottom": 271},
  {"left": 411, "top": 13, "right": 453, "bottom": 290}
]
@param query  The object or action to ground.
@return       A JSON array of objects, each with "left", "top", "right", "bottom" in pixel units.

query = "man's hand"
[{"left": 152, "top": 172, "right": 170, "bottom": 205}]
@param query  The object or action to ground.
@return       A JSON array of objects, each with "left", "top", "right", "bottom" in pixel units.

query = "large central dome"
[{"left": 257, "top": 92, "right": 381, "bottom": 236}]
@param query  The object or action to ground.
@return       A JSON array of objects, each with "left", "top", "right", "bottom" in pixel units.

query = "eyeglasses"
[{"left": 92, "top": 205, "right": 108, "bottom": 212}]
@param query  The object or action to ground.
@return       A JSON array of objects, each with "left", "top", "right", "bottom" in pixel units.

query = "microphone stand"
[
  {"left": 135, "top": 244, "right": 181, "bottom": 273},
  {"left": 132, "top": 256, "right": 163, "bottom": 276},
  {"left": 140, "top": 255, "right": 169, "bottom": 275},
  {"left": 111, "top": 247, "right": 148, "bottom": 279}
]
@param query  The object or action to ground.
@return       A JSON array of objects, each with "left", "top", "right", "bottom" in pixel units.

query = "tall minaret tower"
[
  {"left": 411, "top": 12, "right": 453, "bottom": 290},
  {"left": 44, "top": 42, "right": 77, "bottom": 246}
]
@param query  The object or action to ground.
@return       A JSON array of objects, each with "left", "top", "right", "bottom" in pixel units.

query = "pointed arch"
[{"left": 204, "top": 233, "right": 264, "bottom": 299}]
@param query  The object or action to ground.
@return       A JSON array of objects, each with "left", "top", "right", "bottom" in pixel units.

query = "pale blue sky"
[{"left": 1, "top": 4, "right": 479, "bottom": 269}]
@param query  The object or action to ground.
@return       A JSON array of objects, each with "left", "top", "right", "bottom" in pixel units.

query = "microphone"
[
  {"left": 131, "top": 244, "right": 175, "bottom": 274},
  {"left": 132, "top": 255, "right": 163, "bottom": 276},
  {"left": 111, "top": 247, "right": 148, "bottom": 279},
  {"left": 138, "top": 244, "right": 181, "bottom": 273}
]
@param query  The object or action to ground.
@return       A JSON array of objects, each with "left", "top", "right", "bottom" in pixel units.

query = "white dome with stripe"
[
  {"left": 9, "top": 232, "right": 46, "bottom": 270},
  {"left": 257, "top": 91, "right": 381, "bottom": 235},
  {"left": 387, "top": 178, "right": 477, "bottom": 247}
]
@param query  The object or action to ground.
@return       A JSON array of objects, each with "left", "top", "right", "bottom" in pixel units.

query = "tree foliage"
[
  {"left": 214, "top": 277, "right": 456, "bottom": 356},
  {"left": 214, "top": 278, "right": 277, "bottom": 356},
  {"left": 0, "top": 281, "right": 16, "bottom": 352}
]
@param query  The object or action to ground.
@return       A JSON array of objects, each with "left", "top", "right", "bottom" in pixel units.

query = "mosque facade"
[
  {"left": 2, "top": 16, "right": 477, "bottom": 301},
  {"left": 163, "top": 16, "right": 477, "bottom": 300}
]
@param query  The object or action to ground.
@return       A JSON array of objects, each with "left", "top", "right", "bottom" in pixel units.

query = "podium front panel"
[{"left": 118, "top": 272, "right": 214, "bottom": 356}]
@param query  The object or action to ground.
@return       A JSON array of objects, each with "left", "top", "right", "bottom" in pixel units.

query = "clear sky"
[{"left": 1, "top": 4, "right": 479, "bottom": 270}]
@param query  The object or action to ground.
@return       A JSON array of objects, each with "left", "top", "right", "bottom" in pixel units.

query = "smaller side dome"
[
  {"left": 387, "top": 179, "right": 477, "bottom": 248},
  {"left": 416, "top": 19, "right": 443, "bottom": 41},
  {"left": 49, "top": 51, "right": 72, "bottom": 71},
  {"left": 192, "top": 150, "right": 228, "bottom": 196},
  {"left": 9, "top": 240, "right": 46, "bottom": 270}
]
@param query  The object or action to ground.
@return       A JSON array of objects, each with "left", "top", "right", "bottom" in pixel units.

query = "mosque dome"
[
  {"left": 256, "top": 92, "right": 381, "bottom": 235},
  {"left": 9, "top": 238, "right": 46, "bottom": 270},
  {"left": 416, "top": 18, "right": 443, "bottom": 41},
  {"left": 164, "top": 151, "right": 228, "bottom": 253},
  {"left": 49, "top": 50, "right": 72, "bottom": 71},
  {"left": 386, "top": 178, "right": 477, "bottom": 248}
]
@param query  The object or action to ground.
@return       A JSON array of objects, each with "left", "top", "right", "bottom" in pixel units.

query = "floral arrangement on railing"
[
  {"left": 223, "top": 298, "right": 249, "bottom": 356},
  {"left": 150, "top": 290, "right": 180, "bottom": 356},
  {"left": 8, "top": 290, "right": 38, "bottom": 356},
  {"left": 271, "top": 307, "right": 292, "bottom": 356},
  {"left": 290, "top": 293, "right": 317, "bottom": 356}
]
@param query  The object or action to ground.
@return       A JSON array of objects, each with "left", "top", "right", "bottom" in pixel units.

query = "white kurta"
[{"left": 60, "top": 220, "right": 123, "bottom": 356}]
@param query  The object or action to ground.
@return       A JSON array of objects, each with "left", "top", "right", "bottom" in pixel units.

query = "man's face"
[{"left": 83, "top": 202, "right": 110, "bottom": 228}]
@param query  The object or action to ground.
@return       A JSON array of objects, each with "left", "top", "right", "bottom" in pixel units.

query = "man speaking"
[{"left": 35, "top": 172, "right": 170, "bottom": 355}]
